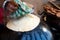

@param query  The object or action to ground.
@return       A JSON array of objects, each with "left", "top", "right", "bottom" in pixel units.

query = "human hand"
[
  {"left": 5, "top": 1, "right": 18, "bottom": 13},
  {"left": 44, "top": 4, "right": 60, "bottom": 18}
]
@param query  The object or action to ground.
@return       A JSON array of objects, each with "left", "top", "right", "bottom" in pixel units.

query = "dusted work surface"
[{"left": 0, "top": 23, "right": 52, "bottom": 40}]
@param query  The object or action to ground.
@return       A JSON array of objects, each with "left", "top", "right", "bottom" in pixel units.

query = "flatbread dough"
[{"left": 6, "top": 14, "right": 40, "bottom": 32}]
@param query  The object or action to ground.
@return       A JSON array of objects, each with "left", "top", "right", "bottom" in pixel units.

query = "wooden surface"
[{"left": 22, "top": 0, "right": 56, "bottom": 13}]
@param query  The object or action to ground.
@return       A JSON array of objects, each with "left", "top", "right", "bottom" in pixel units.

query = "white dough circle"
[{"left": 6, "top": 14, "right": 40, "bottom": 32}]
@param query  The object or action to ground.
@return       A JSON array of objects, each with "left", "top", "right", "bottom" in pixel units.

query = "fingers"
[
  {"left": 44, "top": 5, "right": 56, "bottom": 15},
  {"left": 6, "top": 6, "right": 14, "bottom": 13},
  {"left": 9, "top": 3, "right": 17, "bottom": 11},
  {"left": 44, "top": 5, "right": 60, "bottom": 18},
  {"left": 6, "top": 1, "right": 18, "bottom": 13},
  {"left": 56, "top": 12, "right": 60, "bottom": 17}
]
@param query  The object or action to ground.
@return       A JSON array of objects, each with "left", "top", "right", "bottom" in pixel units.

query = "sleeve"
[{"left": 14, "top": 0, "right": 34, "bottom": 13}]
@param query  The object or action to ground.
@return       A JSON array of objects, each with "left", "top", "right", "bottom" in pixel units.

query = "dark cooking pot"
[{"left": 0, "top": 20, "right": 52, "bottom": 40}]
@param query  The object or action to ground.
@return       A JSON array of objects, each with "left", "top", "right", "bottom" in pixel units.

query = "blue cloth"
[{"left": 17, "top": 23, "right": 52, "bottom": 40}]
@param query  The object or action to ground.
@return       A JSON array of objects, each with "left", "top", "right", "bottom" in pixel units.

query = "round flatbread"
[{"left": 6, "top": 14, "right": 40, "bottom": 32}]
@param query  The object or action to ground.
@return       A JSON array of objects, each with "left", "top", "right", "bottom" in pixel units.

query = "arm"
[{"left": 1, "top": 0, "right": 18, "bottom": 13}]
